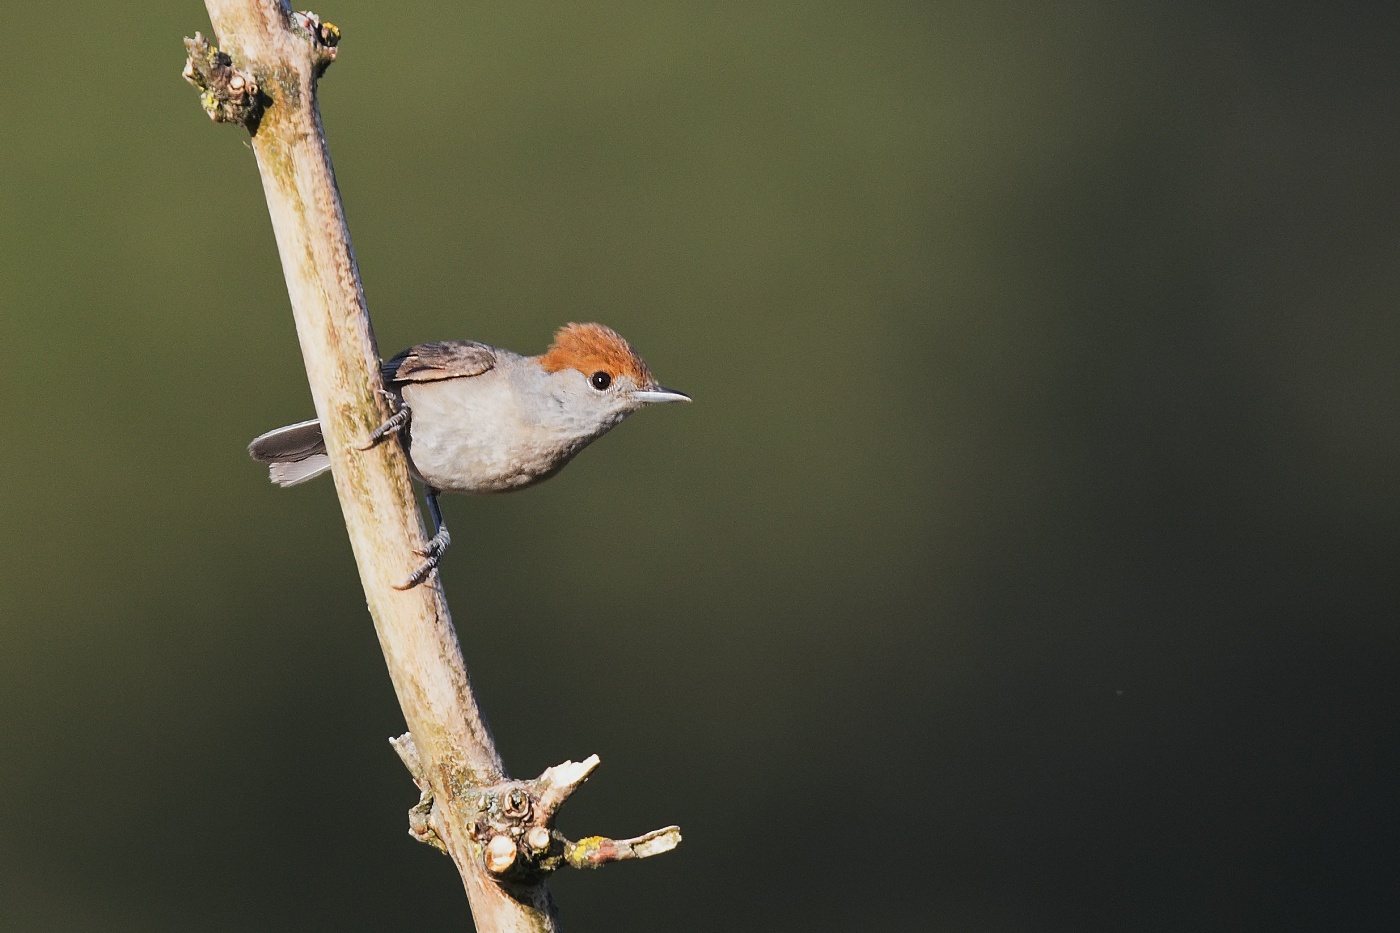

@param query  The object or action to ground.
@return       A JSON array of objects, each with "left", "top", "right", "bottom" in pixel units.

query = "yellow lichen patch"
[{"left": 564, "top": 835, "right": 616, "bottom": 869}]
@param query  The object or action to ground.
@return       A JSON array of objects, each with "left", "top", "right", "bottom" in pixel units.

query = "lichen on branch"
[
  {"left": 182, "top": 32, "right": 264, "bottom": 130},
  {"left": 393, "top": 734, "right": 681, "bottom": 880}
]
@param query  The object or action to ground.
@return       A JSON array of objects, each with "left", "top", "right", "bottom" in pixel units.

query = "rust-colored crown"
[{"left": 538, "top": 322, "right": 654, "bottom": 386}]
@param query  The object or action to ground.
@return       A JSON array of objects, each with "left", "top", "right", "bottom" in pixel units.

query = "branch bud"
[{"left": 181, "top": 33, "right": 263, "bottom": 131}]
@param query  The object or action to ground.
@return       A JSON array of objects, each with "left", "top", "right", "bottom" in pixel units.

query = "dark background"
[{"left": 3, "top": 3, "right": 1398, "bottom": 930}]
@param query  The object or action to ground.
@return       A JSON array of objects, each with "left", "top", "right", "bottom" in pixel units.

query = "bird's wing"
[{"left": 382, "top": 341, "right": 498, "bottom": 385}]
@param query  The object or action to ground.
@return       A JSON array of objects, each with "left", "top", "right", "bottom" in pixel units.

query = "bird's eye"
[{"left": 590, "top": 371, "right": 612, "bottom": 390}]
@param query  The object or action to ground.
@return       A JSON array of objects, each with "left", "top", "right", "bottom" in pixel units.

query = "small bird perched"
[{"left": 249, "top": 322, "right": 689, "bottom": 587}]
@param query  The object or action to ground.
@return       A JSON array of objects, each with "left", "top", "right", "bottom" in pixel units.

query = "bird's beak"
[{"left": 632, "top": 385, "right": 692, "bottom": 405}]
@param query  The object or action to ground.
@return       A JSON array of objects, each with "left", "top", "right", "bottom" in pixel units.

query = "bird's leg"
[
  {"left": 397, "top": 487, "right": 451, "bottom": 589},
  {"left": 358, "top": 388, "right": 410, "bottom": 450}
]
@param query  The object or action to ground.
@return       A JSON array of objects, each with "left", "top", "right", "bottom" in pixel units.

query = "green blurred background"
[{"left": 3, "top": 2, "right": 1398, "bottom": 930}]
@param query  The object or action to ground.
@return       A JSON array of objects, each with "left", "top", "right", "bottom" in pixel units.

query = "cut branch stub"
[
  {"left": 182, "top": 32, "right": 264, "bottom": 130},
  {"left": 389, "top": 732, "right": 425, "bottom": 785},
  {"left": 290, "top": 10, "right": 340, "bottom": 75},
  {"left": 391, "top": 732, "right": 446, "bottom": 852},
  {"left": 563, "top": 826, "right": 684, "bottom": 869},
  {"left": 533, "top": 755, "right": 601, "bottom": 821},
  {"left": 391, "top": 735, "right": 681, "bottom": 881}
]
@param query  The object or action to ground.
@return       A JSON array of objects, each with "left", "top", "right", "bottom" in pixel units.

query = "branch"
[
  {"left": 183, "top": 4, "right": 678, "bottom": 930},
  {"left": 391, "top": 736, "right": 680, "bottom": 878}
]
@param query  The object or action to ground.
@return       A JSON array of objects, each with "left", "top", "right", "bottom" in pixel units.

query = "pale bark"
[{"left": 182, "top": 4, "right": 677, "bottom": 930}]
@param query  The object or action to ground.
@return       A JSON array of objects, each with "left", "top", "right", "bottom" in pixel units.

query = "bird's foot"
[
  {"left": 358, "top": 394, "right": 410, "bottom": 450},
  {"left": 396, "top": 527, "right": 451, "bottom": 590}
]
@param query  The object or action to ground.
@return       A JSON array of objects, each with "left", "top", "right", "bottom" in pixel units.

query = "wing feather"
[{"left": 382, "top": 341, "right": 497, "bottom": 385}]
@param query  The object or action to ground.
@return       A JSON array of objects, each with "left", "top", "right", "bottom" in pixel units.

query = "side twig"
[{"left": 183, "top": 4, "right": 678, "bottom": 931}]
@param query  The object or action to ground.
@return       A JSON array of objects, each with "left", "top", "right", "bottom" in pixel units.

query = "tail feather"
[
  {"left": 249, "top": 418, "right": 325, "bottom": 462},
  {"left": 249, "top": 419, "right": 331, "bottom": 487},
  {"left": 268, "top": 454, "right": 333, "bottom": 487}
]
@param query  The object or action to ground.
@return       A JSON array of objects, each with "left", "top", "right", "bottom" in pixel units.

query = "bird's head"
[{"left": 536, "top": 323, "right": 690, "bottom": 432}]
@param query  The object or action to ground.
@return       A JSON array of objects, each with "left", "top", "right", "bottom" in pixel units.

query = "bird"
[{"left": 248, "top": 322, "right": 690, "bottom": 588}]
